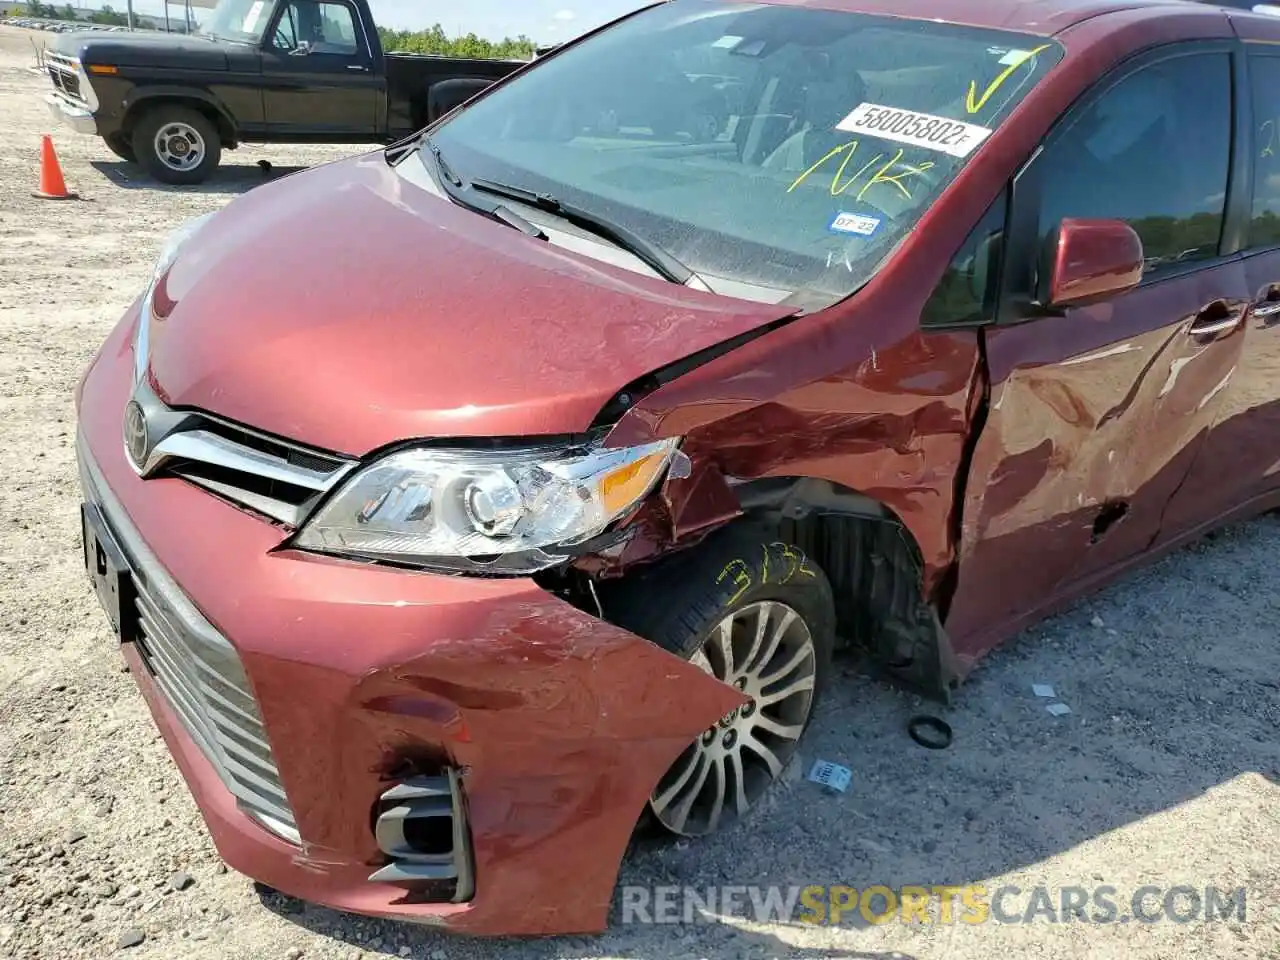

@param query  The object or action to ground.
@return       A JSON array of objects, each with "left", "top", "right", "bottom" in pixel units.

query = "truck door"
[
  {"left": 261, "top": 0, "right": 381, "bottom": 138},
  {"left": 944, "top": 42, "right": 1248, "bottom": 662}
]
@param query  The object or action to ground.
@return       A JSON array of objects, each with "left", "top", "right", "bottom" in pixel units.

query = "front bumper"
[
  {"left": 45, "top": 92, "right": 99, "bottom": 136},
  {"left": 75, "top": 306, "right": 745, "bottom": 936}
]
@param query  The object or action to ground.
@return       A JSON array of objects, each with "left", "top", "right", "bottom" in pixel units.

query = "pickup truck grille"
[{"left": 46, "top": 53, "right": 82, "bottom": 101}]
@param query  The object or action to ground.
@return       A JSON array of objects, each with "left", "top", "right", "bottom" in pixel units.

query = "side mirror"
[
  {"left": 289, "top": 41, "right": 311, "bottom": 56},
  {"left": 1038, "top": 217, "right": 1144, "bottom": 311}
]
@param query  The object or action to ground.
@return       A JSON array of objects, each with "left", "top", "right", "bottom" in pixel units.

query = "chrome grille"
[
  {"left": 79, "top": 443, "right": 301, "bottom": 845},
  {"left": 129, "top": 379, "right": 357, "bottom": 528},
  {"left": 46, "top": 53, "right": 82, "bottom": 101}
]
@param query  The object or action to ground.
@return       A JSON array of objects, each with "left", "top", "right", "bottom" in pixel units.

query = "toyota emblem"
[{"left": 124, "top": 401, "right": 149, "bottom": 470}]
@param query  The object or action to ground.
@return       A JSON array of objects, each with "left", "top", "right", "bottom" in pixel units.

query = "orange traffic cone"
[{"left": 34, "top": 135, "right": 78, "bottom": 200}]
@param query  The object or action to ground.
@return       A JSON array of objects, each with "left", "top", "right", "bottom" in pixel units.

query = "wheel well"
[
  {"left": 734, "top": 477, "right": 959, "bottom": 702},
  {"left": 123, "top": 97, "right": 236, "bottom": 148}
]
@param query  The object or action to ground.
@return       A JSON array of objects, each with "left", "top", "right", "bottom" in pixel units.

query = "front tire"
[
  {"left": 131, "top": 106, "right": 222, "bottom": 185},
  {"left": 602, "top": 526, "right": 835, "bottom": 838}
]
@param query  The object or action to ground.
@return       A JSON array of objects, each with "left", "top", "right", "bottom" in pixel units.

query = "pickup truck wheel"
[
  {"left": 601, "top": 527, "right": 835, "bottom": 838},
  {"left": 103, "top": 133, "right": 135, "bottom": 163},
  {"left": 131, "top": 107, "right": 221, "bottom": 185}
]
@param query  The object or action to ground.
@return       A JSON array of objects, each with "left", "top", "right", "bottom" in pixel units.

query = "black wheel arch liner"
[
  {"left": 585, "top": 319, "right": 970, "bottom": 703},
  {"left": 121, "top": 86, "right": 239, "bottom": 146}
]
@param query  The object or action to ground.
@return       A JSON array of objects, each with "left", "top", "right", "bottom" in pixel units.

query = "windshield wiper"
[
  {"left": 468, "top": 178, "right": 694, "bottom": 285},
  {"left": 418, "top": 138, "right": 546, "bottom": 240}
]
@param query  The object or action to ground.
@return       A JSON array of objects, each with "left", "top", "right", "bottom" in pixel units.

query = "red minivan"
[{"left": 76, "top": 0, "right": 1280, "bottom": 937}]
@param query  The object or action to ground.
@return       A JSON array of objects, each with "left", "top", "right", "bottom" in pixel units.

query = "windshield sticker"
[
  {"left": 242, "top": 0, "right": 266, "bottom": 32},
  {"left": 998, "top": 48, "right": 1037, "bottom": 67},
  {"left": 967, "top": 43, "right": 1053, "bottom": 113},
  {"left": 829, "top": 212, "right": 881, "bottom": 236},
  {"left": 788, "top": 140, "right": 935, "bottom": 199},
  {"left": 712, "top": 35, "right": 744, "bottom": 49},
  {"left": 835, "top": 104, "right": 992, "bottom": 159}
]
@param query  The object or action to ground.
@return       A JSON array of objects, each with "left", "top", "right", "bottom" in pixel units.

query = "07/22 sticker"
[
  {"left": 836, "top": 102, "right": 993, "bottom": 159},
  {"left": 829, "top": 212, "right": 881, "bottom": 236}
]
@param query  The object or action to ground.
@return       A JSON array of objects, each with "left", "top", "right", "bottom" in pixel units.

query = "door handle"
[
  {"left": 1189, "top": 299, "right": 1245, "bottom": 336},
  {"left": 346, "top": 64, "right": 367, "bottom": 71},
  {"left": 1253, "top": 283, "right": 1280, "bottom": 320}
]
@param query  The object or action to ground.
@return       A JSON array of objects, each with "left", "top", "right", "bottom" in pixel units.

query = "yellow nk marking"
[
  {"left": 966, "top": 44, "right": 1053, "bottom": 114},
  {"left": 857, "top": 150, "right": 935, "bottom": 202},
  {"left": 787, "top": 139, "right": 862, "bottom": 194},
  {"left": 788, "top": 140, "right": 934, "bottom": 199}
]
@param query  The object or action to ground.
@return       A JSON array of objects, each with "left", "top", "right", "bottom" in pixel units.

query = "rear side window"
[
  {"left": 1249, "top": 53, "right": 1280, "bottom": 249},
  {"left": 1035, "top": 52, "right": 1232, "bottom": 275}
]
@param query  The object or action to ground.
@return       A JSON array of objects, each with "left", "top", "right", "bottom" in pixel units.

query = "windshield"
[
  {"left": 199, "top": 0, "right": 273, "bottom": 43},
  {"left": 428, "top": 0, "right": 1062, "bottom": 308}
]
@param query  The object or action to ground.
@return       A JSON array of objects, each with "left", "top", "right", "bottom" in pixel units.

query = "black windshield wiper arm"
[
  {"left": 417, "top": 138, "right": 545, "bottom": 240},
  {"left": 468, "top": 177, "right": 694, "bottom": 285}
]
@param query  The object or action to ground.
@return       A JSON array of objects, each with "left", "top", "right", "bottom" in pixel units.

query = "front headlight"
[
  {"left": 134, "top": 212, "right": 216, "bottom": 382},
  {"left": 294, "top": 438, "right": 681, "bottom": 573}
]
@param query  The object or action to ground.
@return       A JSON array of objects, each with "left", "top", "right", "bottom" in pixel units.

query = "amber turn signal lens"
[{"left": 599, "top": 452, "right": 669, "bottom": 514}]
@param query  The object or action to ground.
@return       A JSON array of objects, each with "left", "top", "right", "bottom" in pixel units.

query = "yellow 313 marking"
[{"left": 966, "top": 44, "right": 1053, "bottom": 115}]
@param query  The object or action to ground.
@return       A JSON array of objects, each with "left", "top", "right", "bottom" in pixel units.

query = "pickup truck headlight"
[
  {"left": 134, "top": 212, "right": 215, "bottom": 382},
  {"left": 294, "top": 438, "right": 680, "bottom": 572}
]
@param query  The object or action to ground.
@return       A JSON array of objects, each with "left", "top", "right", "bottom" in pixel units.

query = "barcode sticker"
[{"left": 836, "top": 102, "right": 993, "bottom": 158}]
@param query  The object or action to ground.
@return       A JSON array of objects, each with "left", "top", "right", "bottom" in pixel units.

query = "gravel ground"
[{"left": 1, "top": 24, "right": 1279, "bottom": 960}]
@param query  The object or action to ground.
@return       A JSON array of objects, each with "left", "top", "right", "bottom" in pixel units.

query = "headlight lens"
[
  {"left": 134, "top": 212, "right": 215, "bottom": 382},
  {"left": 294, "top": 438, "right": 681, "bottom": 572}
]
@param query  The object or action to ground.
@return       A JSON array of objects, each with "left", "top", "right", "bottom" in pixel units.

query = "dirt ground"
[{"left": 1, "top": 22, "right": 1278, "bottom": 960}]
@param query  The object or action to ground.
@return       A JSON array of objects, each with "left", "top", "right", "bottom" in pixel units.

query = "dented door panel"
[{"left": 946, "top": 264, "right": 1248, "bottom": 664}]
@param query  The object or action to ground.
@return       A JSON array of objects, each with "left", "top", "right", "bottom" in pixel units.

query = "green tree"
[
  {"left": 87, "top": 3, "right": 128, "bottom": 24},
  {"left": 61, "top": 3, "right": 76, "bottom": 19},
  {"left": 377, "top": 23, "right": 535, "bottom": 60}
]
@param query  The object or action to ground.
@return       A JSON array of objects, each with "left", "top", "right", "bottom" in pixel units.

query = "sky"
[{"left": 100, "top": 0, "right": 651, "bottom": 42}]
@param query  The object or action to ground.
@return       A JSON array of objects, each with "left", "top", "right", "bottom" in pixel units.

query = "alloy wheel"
[{"left": 650, "top": 600, "right": 817, "bottom": 836}]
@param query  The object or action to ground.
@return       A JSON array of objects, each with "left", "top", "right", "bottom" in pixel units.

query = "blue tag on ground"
[{"left": 807, "top": 759, "right": 852, "bottom": 792}]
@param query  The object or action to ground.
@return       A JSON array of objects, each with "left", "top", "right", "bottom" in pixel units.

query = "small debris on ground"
[
  {"left": 1046, "top": 703, "right": 1073, "bottom": 717},
  {"left": 807, "top": 759, "right": 852, "bottom": 793},
  {"left": 117, "top": 928, "right": 146, "bottom": 949},
  {"left": 168, "top": 871, "right": 194, "bottom": 892},
  {"left": 1032, "top": 683, "right": 1056, "bottom": 698}
]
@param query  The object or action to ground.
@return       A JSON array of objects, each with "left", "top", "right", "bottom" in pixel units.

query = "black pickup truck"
[{"left": 43, "top": 0, "right": 527, "bottom": 184}]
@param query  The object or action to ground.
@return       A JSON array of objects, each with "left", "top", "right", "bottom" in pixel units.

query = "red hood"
[{"left": 148, "top": 153, "right": 793, "bottom": 456}]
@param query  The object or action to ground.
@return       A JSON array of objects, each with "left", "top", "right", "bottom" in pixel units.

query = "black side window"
[
  {"left": 922, "top": 193, "right": 1007, "bottom": 326},
  {"left": 1249, "top": 54, "right": 1280, "bottom": 249},
  {"left": 1036, "top": 52, "right": 1231, "bottom": 276},
  {"left": 273, "top": 1, "right": 359, "bottom": 55}
]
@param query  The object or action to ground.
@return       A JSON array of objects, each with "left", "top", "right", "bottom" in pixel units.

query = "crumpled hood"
[{"left": 148, "top": 153, "right": 795, "bottom": 456}]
